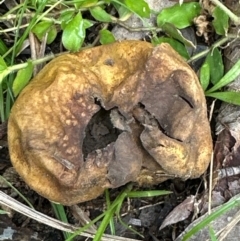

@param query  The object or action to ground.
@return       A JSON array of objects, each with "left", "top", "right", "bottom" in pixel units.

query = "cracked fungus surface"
[{"left": 8, "top": 40, "right": 212, "bottom": 205}]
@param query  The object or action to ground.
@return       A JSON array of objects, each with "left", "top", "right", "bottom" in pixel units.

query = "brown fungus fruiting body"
[{"left": 8, "top": 41, "right": 212, "bottom": 205}]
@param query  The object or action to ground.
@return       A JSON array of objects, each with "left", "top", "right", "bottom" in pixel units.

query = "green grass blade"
[
  {"left": 208, "top": 225, "right": 218, "bottom": 241},
  {"left": 3, "top": 0, "right": 48, "bottom": 58},
  {"left": 105, "top": 189, "right": 115, "bottom": 235},
  {"left": 118, "top": 214, "right": 144, "bottom": 238},
  {"left": 127, "top": 190, "right": 172, "bottom": 198},
  {"left": 5, "top": 84, "right": 14, "bottom": 119},
  {"left": 65, "top": 211, "right": 106, "bottom": 241},
  {"left": 10, "top": 0, "right": 28, "bottom": 62},
  {"left": 182, "top": 195, "right": 240, "bottom": 241},
  {"left": 51, "top": 203, "right": 71, "bottom": 239},
  {"left": 115, "top": 201, "right": 144, "bottom": 239},
  {"left": 93, "top": 187, "right": 129, "bottom": 241},
  {"left": 0, "top": 175, "right": 34, "bottom": 209},
  {"left": 205, "top": 91, "right": 240, "bottom": 105},
  {"left": 93, "top": 204, "right": 117, "bottom": 241},
  {"left": 206, "top": 59, "right": 240, "bottom": 93},
  {"left": 0, "top": 39, "right": 8, "bottom": 55},
  {"left": 0, "top": 83, "right": 4, "bottom": 122}
]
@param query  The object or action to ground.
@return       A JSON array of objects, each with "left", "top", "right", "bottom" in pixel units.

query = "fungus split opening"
[
  {"left": 82, "top": 100, "right": 122, "bottom": 159},
  {"left": 83, "top": 98, "right": 186, "bottom": 162}
]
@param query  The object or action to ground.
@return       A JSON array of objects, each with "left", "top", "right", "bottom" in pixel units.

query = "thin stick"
[
  {"left": 0, "top": 191, "right": 140, "bottom": 241},
  {"left": 218, "top": 209, "right": 240, "bottom": 240}
]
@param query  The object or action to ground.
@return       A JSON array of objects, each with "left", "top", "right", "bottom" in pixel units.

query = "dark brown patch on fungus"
[{"left": 8, "top": 41, "right": 212, "bottom": 205}]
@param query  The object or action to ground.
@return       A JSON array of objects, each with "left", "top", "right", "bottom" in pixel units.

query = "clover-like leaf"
[
  {"left": 99, "top": 29, "right": 116, "bottom": 45},
  {"left": 59, "top": 9, "right": 75, "bottom": 29},
  {"left": 90, "top": 6, "right": 113, "bottom": 22},
  {"left": 83, "top": 19, "right": 93, "bottom": 29},
  {"left": 12, "top": 61, "right": 33, "bottom": 97},
  {"left": 46, "top": 25, "right": 57, "bottom": 44},
  {"left": 212, "top": 6, "right": 229, "bottom": 36},
  {"left": 32, "top": 20, "right": 57, "bottom": 44},
  {"left": 208, "top": 48, "right": 224, "bottom": 85},
  {"left": 200, "top": 60, "right": 210, "bottom": 91},
  {"left": 157, "top": 2, "right": 201, "bottom": 29},
  {"left": 62, "top": 13, "right": 85, "bottom": 52},
  {"left": 200, "top": 48, "right": 224, "bottom": 91},
  {"left": 152, "top": 37, "right": 189, "bottom": 59},
  {"left": 206, "top": 59, "right": 240, "bottom": 93},
  {"left": 124, "top": 0, "right": 150, "bottom": 18},
  {"left": 112, "top": 2, "right": 132, "bottom": 21},
  {"left": 32, "top": 21, "right": 53, "bottom": 40},
  {"left": 74, "top": 0, "right": 98, "bottom": 8},
  {"left": 161, "top": 22, "right": 195, "bottom": 48}
]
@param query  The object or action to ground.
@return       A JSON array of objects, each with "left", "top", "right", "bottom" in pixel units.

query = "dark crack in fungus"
[{"left": 8, "top": 41, "right": 212, "bottom": 205}]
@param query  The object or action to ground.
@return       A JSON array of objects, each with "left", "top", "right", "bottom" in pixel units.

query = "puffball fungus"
[{"left": 8, "top": 41, "right": 212, "bottom": 205}]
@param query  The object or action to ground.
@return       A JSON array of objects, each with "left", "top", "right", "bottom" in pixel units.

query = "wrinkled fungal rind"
[{"left": 8, "top": 41, "right": 212, "bottom": 205}]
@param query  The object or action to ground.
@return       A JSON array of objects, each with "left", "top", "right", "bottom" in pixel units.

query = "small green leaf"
[
  {"left": 206, "top": 59, "right": 240, "bottom": 93},
  {"left": 47, "top": 25, "right": 57, "bottom": 44},
  {"left": 59, "top": 9, "right": 75, "bottom": 29},
  {"left": 212, "top": 6, "right": 229, "bottom": 35},
  {"left": 205, "top": 91, "right": 240, "bottom": 105},
  {"left": 12, "top": 61, "right": 33, "bottom": 97},
  {"left": 161, "top": 23, "right": 195, "bottom": 48},
  {"left": 0, "top": 56, "right": 7, "bottom": 71},
  {"left": 74, "top": 0, "right": 98, "bottom": 8},
  {"left": 112, "top": 2, "right": 132, "bottom": 21},
  {"left": 124, "top": 0, "right": 150, "bottom": 18},
  {"left": 51, "top": 203, "right": 71, "bottom": 239},
  {"left": 200, "top": 60, "right": 210, "bottom": 91},
  {"left": 62, "top": 13, "right": 85, "bottom": 52},
  {"left": 152, "top": 37, "right": 189, "bottom": 59},
  {"left": 32, "top": 22, "right": 57, "bottom": 45},
  {"left": 32, "top": 21, "right": 53, "bottom": 41},
  {"left": 90, "top": 6, "right": 113, "bottom": 22},
  {"left": 207, "top": 48, "right": 224, "bottom": 85},
  {"left": 99, "top": 29, "right": 116, "bottom": 45},
  {"left": 157, "top": 2, "right": 201, "bottom": 29},
  {"left": 83, "top": 19, "right": 93, "bottom": 29},
  {"left": 200, "top": 48, "right": 224, "bottom": 91}
]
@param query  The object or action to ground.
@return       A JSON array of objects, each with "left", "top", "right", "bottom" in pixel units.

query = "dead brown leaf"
[
  {"left": 194, "top": 15, "right": 212, "bottom": 43},
  {"left": 159, "top": 195, "right": 195, "bottom": 230}
]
